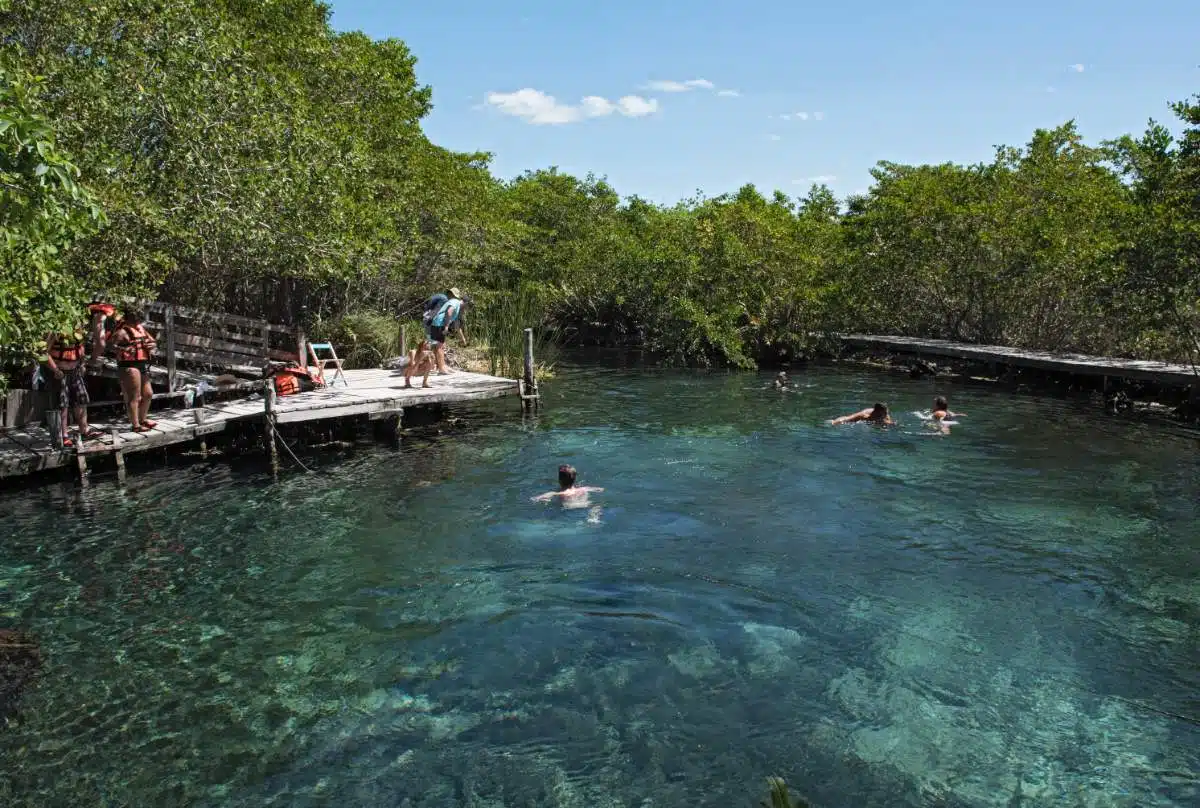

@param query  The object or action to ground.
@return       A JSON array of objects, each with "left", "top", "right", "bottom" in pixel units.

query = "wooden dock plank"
[
  {"left": 0, "top": 368, "right": 519, "bottom": 481},
  {"left": 841, "top": 334, "right": 1199, "bottom": 385}
]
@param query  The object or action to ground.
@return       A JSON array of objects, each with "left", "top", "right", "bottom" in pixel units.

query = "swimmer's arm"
[
  {"left": 531, "top": 491, "right": 561, "bottom": 502},
  {"left": 830, "top": 411, "right": 866, "bottom": 425},
  {"left": 581, "top": 486, "right": 604, "bottom": 493}
]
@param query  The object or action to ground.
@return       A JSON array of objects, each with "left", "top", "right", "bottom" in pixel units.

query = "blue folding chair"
[{"left": 307, "top": 341, "right": 348, "bottom": 388}]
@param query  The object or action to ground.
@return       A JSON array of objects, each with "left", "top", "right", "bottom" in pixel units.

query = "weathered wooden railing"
[{"left": 143, "top": 302, "right": 306, "bottom": 391}]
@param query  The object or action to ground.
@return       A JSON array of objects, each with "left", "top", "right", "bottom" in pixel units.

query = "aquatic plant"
[
  {"left": 761, "top": 776, "right": 812, "bottom": 808},
  {"left": 468, "top": 283, "right": 559, "bottom": 379}
]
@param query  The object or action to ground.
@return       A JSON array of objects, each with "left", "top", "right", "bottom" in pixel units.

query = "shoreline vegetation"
[{"left": 3, "top": 2, "right": 1199, "bottom": 395}]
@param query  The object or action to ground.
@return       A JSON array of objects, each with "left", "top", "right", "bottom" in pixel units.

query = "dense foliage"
[{"left": 2, "top": 0, "right": 1198, "bottom": 371}]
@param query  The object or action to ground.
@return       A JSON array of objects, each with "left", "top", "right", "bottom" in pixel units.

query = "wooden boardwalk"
[
  {"left": 841, "top": 334, "right": 1199, "bottom": 386},
  {"left": 0, "top": 368, "right": 518, "bottom": 481}
]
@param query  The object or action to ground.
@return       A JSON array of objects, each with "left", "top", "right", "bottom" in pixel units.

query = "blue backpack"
[{"left": 422, "top": 293, "right": 448, "bottom": 326}]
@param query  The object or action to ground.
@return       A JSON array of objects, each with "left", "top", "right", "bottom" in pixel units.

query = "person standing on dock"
[
  {"left": 427, "top": 287, "right": 469, "bottom": 375},
  {"left": 108, "top": 308, "right": 158, "bottom": 432},
  {"left": 44, "top": 324, "right": 103, "bottom": 447}
]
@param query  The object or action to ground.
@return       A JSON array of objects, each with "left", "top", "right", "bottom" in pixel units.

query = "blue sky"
[{"left": 330, "top": 0, "right": 1199, "bottom": 204}]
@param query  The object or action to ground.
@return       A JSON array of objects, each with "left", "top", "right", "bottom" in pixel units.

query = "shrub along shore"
[{"left": 3, "top": 1, "right": 1199, "bottom": 389}]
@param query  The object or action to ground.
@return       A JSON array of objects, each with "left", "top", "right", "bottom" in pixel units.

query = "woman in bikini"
[{"left": 111, "top": 308, "right": 158, "bottom": 432}]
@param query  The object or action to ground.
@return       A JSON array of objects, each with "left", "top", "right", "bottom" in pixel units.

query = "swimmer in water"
[
  {"left": 932, "top": 396, "right": 964, "bottom": 421},
  {"left": 830, "top": 401, "right": 895, "bottom": 426},
  {"left": 532, "top": 465, "right": 604, "bottom": 506},
  {"left": 773, "top": 371, "right": 790, "bottom": 390}
]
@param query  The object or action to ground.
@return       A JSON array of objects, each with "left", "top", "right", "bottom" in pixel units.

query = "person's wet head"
[
  {"left": 558, "top": 464, "right": 577, "bottom": 490},
  {"left": 934, "top": 396, "right": 948, "bottom": 411},
  {"left": 869, "top": 402, "right": 890, "bottom": 421}
]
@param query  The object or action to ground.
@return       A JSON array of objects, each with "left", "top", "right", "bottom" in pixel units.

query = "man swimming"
[
  {"left": 931, "top": 396, "right": 964, "bottom": 421},
  {"left": 532, "top": 464, "right": 604, "bottom": 506},
  {"left": 830, "top": 402, "right": 895, "bottom": 426},
  {"left": 773, "top": 371, "right": 790, "bottom": 390}
]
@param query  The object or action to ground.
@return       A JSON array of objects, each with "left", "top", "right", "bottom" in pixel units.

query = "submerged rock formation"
[{"left": 0, "top": 629, "right": 42, "bottom": 724}]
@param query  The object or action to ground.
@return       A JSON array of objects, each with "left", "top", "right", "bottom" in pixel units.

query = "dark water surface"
[{"left": 2, "top": 363, "right": 1198, "bottom": 807}]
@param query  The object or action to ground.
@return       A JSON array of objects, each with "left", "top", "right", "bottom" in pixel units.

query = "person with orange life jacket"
[
  {"left": 109, "top": 308, "right": 159, "bottom": 432},
  {"left": 86, "top": 298, "right": 117, "bottom": 366},
  {"left": 44, "top": 322, "right": 104, "bottom": 447}
]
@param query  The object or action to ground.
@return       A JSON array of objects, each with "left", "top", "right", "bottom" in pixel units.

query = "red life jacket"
[
  {"left": 272, "top": 364, "right": 316, "bottom": 397},
  {"left": 114, "top": 323, "right": 155, "bottom": 362},
  {"left": 49, "top": 331, "right": 86, "bottom": 363}
]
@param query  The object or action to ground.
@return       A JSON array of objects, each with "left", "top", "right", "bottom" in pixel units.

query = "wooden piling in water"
[
  {"left": 111, "top": 425, "right": 125, "bottom": 484},
  {"left": 521, "top": 327, "right": 539, "bottom": 412},
  {"left": 264, "top": 381, "right": 279, "bottom": 475}
]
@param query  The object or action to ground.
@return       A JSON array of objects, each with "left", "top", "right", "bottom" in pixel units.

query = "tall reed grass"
[{"left": 468, "top": 284, "right": 558, "bottom": 379}]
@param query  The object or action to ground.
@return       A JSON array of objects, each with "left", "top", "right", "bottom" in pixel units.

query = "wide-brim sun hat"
[{"left": 449, "top": 287, "right": 462, "bottom": 299}]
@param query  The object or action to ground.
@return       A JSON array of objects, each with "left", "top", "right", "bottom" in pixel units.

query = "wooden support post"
[
  {"left": 522, "top": 327, "right": 539, "bottom": 412},
  {"left": 261, "top": 323, "right": 271, "bottom": 365},
  {"left": 46, "top": 409, "right": 64, "bottom": 450},
  {"left": 384, "top": 410, "right": 402, "bottom": 448},
  {"left": 111, "top": 425, "right": 126, "bottom": 484},
  {"left": 164, "top": 305, "right": 178, "bottom": 392},
  {"left": 295, "top": 327, "right": 307, "bottom": 369},
  {"left": 264, "top": 381, "right": 279, "bottom": 475},
  {"left": 76, "top": 448, "right": 88, "bottom": 482}
]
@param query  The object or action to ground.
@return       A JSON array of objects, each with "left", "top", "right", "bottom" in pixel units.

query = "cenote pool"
[{"left": 1, "top": 362, "right": 1197, "bottom": 807}]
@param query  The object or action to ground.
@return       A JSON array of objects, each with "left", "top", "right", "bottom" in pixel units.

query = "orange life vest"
[
  {"left": 114, "top": 323, "right": 155, "bottom": 362},
  {"left": 49, "top": 331, "right": 86, "bottom": 363},
  {"left": 272, "top": 365, "right": 315, "bottom": 397}
]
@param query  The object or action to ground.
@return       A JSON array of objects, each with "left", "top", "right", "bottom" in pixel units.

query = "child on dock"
[
  {"left": 404, "top": 340, "right": 437, "bottom": 389},
  {"left": 532, "top": 465, "right": 604, "bottom": 506}
]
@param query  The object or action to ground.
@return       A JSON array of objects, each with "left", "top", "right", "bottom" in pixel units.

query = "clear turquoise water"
[{"left": 1, "top": 363, "right": 1197, "bottom": 807}]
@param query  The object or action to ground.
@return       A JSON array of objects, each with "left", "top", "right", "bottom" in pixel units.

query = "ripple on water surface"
[{"left": 1, "top": 363, "right": 1198, "bottom": 807}]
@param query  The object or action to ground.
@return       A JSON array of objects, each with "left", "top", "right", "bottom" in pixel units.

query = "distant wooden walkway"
[
  {"left": 0, "top": 368, "right": 517, "bottom": 481},
  {"left": 841, "top": 334, "right": 1199, "bottom": 386}
]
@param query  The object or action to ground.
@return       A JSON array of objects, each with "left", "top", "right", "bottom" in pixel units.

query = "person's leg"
[
  {"left": 139, "top": 371, "right": 154, "bottom": 426},
  {"left": 70, "top": 366, "right": 92, "bottom": 436},
  {"left": 404, "top": 350, "right": 416, "bottom": 388},
  {"left": 119, "top": 366, "right": 141, "bottom": 428},
  {"left": 47, "top": 372, "right": 70, "bottom": 441}
]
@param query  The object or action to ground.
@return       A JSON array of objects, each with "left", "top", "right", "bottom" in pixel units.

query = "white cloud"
[
  {"left": 643, "top": 78, "right": 714, "bottom": 93},
  {"left": 617, "top": 95, "right": 658, "bottom": 117},
  {"left": 1045, "top": 85, "right": 1057, "bottom": 93},
  {"left": 767, "top": 134, "right": 782, "bottom": 141},
  {"left": 793, "top": 175, "right": 837, "bottom": 184},
  {"left": 484, "top": 88, "right": 658, "bottom": 125},
  {"left": 580, "top": 95, "right": 615, "bottom": 117},
  {"left": 1069, "top": 63, "right": 1085, "bottom": 73},
  {"left": 717, "top": 89, "right": 740, "bottom": 97},
  {"left": 773, "top": 111, "right": 825, "bottom": 122}
]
